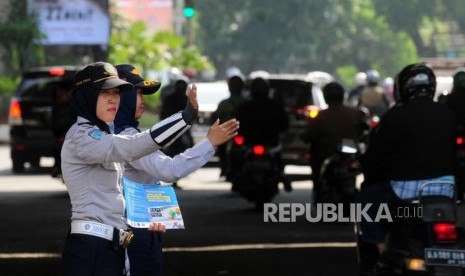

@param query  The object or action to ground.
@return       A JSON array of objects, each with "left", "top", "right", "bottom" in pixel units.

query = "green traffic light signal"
[{"left": 183, "top": 7, "right": 195, "bottom": 18}]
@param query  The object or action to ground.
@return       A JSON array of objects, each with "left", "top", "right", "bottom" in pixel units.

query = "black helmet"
[
  {"left": 394, "top": 63, "right": 436, "bottom": 103},
  {"left": 453, "top": 68, "right": 465, "bottom": 90},
  {"left": 228, "top": 74, "right": 245, "bottom": 95},
  {"left": 250, "top": 77, "right": 269, "bottom": 101},
  {"left": 322, "top": 82, "right": 344, "bottom": 105}
]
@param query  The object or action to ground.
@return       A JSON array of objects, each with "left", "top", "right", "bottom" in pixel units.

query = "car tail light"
[
  {"left": 233, "top": 135, "right": 244, "bottom": 146},
  {"left": 433, "top": 223, "right": 457, "bottom": 244},
  {"left": 49, "top": 67, "right": 65, "bottom": 76},
  {"left": 252, "top": 145, "right": 265, "bottom": 156},
  {"left": 295, "top": 105, "right": 319, "bottom": 120},
  {"left": 457, "top": 137, "right": 465, "bottom": 145},
  {"left": 8, "top": 97, "right": 23, "bottom": 126}
]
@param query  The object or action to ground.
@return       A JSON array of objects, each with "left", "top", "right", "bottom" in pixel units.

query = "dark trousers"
[
  {"left": 127, "top": 228, "right": 163, "bottom": 276},
  {"left": 356, "top": 181, "right": 402, "bottom": 244},
  {"left": 62, "top": 234, "right": 125, "bottom": 276}
]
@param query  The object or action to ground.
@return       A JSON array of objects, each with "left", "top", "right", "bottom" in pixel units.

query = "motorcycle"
[
  {"left": 229, "top": 135, "right": 282, "bottom": 209},
  {"left": 356, "top": 181, "right": 465, "bottom": 275},
  {"left": 314, "top": 138, "right": 361, "bottom": 204}
]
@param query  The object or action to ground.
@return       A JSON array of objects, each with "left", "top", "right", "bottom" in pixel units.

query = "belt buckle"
[{"left": 120, "top": 230, "right": 134, "bottom": 248}]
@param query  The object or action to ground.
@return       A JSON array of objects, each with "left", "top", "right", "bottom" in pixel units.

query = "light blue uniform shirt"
[{"left": 120, "top": 127, "right": 215, "bottom": 184}]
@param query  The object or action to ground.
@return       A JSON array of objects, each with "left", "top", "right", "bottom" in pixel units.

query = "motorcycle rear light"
[
  {"left": 233, "top": 135, "right": 244, "bottom": 146},
  {"left": 457, "top": 137, "right": 465, "bottom": 145},
  {"left": 252, "top": 145, "right": 265, "bottom": 156},
  {"left": 49, "top": 67, "right": 65, "bottom": 76},
  {"left": 433, "top": 223, "right": 457, "bottom": 244},
  {"left": 8, "top": 97, "right": 23, "bottom": 125}
]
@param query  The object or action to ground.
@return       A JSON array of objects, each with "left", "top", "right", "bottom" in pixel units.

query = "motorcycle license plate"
[{"left": 424, "top": 248, "right": 465, "bottom": 267}]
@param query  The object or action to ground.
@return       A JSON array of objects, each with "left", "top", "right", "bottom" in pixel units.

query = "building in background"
[{"left": 112, "top": 0, "right": 174, "bottom": 32}]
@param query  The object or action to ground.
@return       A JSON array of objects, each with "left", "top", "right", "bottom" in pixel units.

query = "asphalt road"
[{"left": 0, "top": 145, "right": 359, "bottom": 276}]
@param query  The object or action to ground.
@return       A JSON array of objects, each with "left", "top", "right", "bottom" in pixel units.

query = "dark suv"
[
  {"left": 246, "top": 72, "right": 330, "bottom": 165},
  {"left": 8, "top": 66, "right": 77, "bottom": 173}
]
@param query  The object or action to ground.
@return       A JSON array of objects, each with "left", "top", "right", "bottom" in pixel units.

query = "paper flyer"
[{"left": 123, "top": 177, "right": 185, "bottom": 229}]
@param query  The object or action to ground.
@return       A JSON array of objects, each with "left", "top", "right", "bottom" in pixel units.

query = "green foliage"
[
  {"left": 336, "top": 66, "right": 359, "bottom": 87},
  {"left": 194, "top": 0, "right": 462, "bottom": 81},
  {"left": 138, "top": 110, "right": 159, "bottom": 128},
  {"left": 0, "top": 0, "right": 45, "bottom": 75},
  {"left": 0, "top": 75, "right": 19, "bottom": 96},
  {"left": 108, "top": 16, "right": 216, "bottom": 109}
]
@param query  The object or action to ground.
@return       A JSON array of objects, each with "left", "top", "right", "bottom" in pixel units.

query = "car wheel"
[{"left": 12, "top": 158, "right": 25, "bottom": 173}]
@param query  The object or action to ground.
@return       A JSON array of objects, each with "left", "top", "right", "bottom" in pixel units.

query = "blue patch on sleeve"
[{"left": 88, "top": 129, "right": 103, "bottom": 140}]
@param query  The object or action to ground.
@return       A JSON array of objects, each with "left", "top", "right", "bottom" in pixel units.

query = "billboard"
[{"left": 27, "top": 0, "right": 110, "bottom": 45}]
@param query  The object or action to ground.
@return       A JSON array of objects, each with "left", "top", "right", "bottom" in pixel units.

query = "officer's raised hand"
[
  {"left": 182, "top": 84, "right": 198, "bottom": 124},
  {"left": 207, "top": 118, "right": 240, "bottom": 147}
]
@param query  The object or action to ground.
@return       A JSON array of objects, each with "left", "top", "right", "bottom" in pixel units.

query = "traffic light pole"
[
  {"left": 186, "top": 17, "right": 194, "bottom": 46},
  {"left": 183, "top": 0, "right": 195, "bottom": 46}
]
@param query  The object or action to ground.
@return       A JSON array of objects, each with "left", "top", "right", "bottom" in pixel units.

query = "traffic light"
[{"left": 183, "top": 0, "right": 195, "bottom": 18}]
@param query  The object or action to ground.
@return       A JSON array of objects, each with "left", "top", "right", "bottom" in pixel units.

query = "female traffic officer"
[
  {"left": 61, "top": 62, "right": 198, "bottom": 276},
  {"left": 114, "top": 64, "right": 239, "bottom": 276}
]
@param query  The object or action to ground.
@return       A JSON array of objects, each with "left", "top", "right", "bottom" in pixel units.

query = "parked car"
[
  {"left": 190, "top": 81, "right": 230, "bottom": 144},
  {"left": 8, "top": 66, "right": 77, "bottom": 173},
  {"left": 246, "top": 71, "right": 330, "bottom": 165}
]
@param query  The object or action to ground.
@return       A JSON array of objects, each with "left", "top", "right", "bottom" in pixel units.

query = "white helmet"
[{"left": 355, "top": 72, "right": 367, "bottom": 86}]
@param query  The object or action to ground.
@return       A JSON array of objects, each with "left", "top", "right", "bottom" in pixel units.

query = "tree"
[
  {"left": 196, "top": 0, "right": 418, "bottom": 80},
  {"left": 0, "top": 0, "right": 45, "bottom": 76},
  {"left": 108, "top": 17, "right": 215, "bottom": 109}
]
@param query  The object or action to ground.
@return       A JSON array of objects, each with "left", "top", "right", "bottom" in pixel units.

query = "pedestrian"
[
  {"left": 61, "top": 61, "right": 198, "bottom": 276},
  {"left": 115, "top": 64, "right": 239, "bottom": 276}
]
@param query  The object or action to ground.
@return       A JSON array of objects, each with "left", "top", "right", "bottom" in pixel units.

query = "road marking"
[
  {"left": 163, "top": 242, "right": 357, "bottom": 252},
  {"left": 0, "top": 242, "right": 356, "bottom": 259},
  {"left": 0, "top": 253, "right": 60, "bottom": 259}
]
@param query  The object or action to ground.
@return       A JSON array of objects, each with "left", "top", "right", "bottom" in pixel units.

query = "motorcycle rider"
[
  {"left": 213, "top": 73, "right": 245, "bottom": 180},
  {"left": 235, "top": 77, "right": 292, "bottom": 191},
  {"left": 358, "top": 69, "right": 391, "bottom": 117},
  {"left": 301, "top": 82, "right": 365, "bottom": 201},
  {"left": 347, "top": 71, "right": 367, "bottom": 106},
  {"left": 358, "top": 63, "right": 456, "bottom": 274},
  {"left": 444, "top": 68, "right": 465, "bottom": 200}
]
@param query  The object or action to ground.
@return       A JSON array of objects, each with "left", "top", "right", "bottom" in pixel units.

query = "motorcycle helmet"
[
  {"left": 394, "top": 63, "right": 436, "bottom": 103},
  {"left": 355, "top": 72, "right": 367, "bottom": 86},
  {"left": 366, "top": 70, "right": 380, "bottom": 86},
  {"left": 250, "top": 77, "right": 269, "bottom": 101},
  {"left": 322, "top": 82, "right": 344, "bottom": 105},
  {"left": 228, "top": 74, "right": 245, "bottom": 96},
  {"left": 453, "top": 67, "right": 465, "bottom": 90}
]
